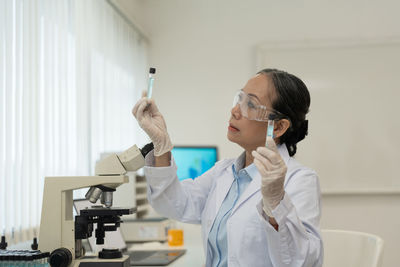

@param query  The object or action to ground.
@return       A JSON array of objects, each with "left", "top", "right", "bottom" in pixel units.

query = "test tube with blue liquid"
[
  {"left": 147, "top": 68, "right": 156, "bottom": 98},
  {"left": 265, "top": 114, "right": 276, "bottom": 147}
]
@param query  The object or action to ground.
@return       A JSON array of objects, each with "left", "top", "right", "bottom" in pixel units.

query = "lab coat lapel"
[
  {"left": 214, "top": 167, "right": 235, "bottom": 218},
  {"left": 230, "top": 171, "right": 261, "bottom": 215}
]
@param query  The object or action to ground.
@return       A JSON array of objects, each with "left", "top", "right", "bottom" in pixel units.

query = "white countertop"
[{"left": 126, "top": 221, "right": 205, "bottom": 267}]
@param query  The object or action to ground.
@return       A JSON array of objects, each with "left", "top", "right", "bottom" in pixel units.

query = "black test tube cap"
[
  {"left": 31, "top": 237, "right": 38, "bottom": 250},
  {"left": 0, "top": 236, "right": 7, "bottom": 250},
  {"left": 149, "top": 68, "right": 156, "bottom": 74}
]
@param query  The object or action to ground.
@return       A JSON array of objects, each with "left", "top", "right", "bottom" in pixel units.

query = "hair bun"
[{"left": 297, "top": 120, "right": 308, "bottom": 142}]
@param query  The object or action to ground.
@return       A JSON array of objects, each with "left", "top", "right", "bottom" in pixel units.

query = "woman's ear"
[{"left": 273, "top": 119, "right": 291, "bottom": 139}]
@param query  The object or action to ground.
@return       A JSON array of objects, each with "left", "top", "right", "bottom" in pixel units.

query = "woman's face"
[{"left": 227, "top": 74, "right": 275, "bottom": 152}]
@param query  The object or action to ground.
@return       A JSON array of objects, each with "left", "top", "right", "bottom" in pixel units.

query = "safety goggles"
[{"left": 232, "top": 90, "right": 287, "bottom": 122}]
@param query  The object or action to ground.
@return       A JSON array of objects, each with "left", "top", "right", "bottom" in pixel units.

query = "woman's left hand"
[{"left": 252, "top": 137, "right": 287, "bottom": 217}]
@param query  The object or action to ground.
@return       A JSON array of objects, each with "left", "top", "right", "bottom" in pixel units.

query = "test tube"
[
  {"left": 44, "top": 252, "right": 50, "bottom": 267},
  {"left": 32, "top": 252, "right": 39, "bottom": 267},
  {"left": 147, "top": 68, "right": 156, "bottom": 98},
  {"left": 25, "top": 254, "right": 33, "bottom": 267},
  {"left": 11, "top": 253, "right": 17, "bottom": 267},
  {"left": 2, "top": 253, "right": 8, "bottom": 267},
  {"left": 265, "top": 120, "right": 274, "bottom": 147}
]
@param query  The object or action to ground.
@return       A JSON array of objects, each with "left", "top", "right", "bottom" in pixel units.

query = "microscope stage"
[{"left": 80, "top": 206, "right": 137, "bottom": 216}]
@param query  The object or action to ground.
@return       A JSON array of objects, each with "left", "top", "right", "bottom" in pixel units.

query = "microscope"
[{"left": 38, "top": 143, "right": 153, "bottom": 267}]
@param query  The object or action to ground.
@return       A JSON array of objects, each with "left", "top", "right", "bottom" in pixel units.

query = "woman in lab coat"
[{"left": 132, "top": 68, "right": 323, "bottom": 267}]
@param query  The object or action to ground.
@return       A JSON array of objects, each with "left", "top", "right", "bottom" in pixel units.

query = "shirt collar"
[
  {"left": 233, "top": 151, "right": 246, "bottom": 172},
  {"left": 232, "top": 151, "right": 258, "bottom": 181}
]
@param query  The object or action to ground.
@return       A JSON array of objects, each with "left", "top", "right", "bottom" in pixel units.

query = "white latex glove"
[
  {"left": 252, "top": 137, "right": 287, "bottom": 217},
  {"left": 132, "top": 95, "right": 173, "bottom": 156}
]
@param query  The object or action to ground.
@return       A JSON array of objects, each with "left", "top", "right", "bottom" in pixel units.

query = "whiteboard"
[{"left": 256, "top": 39, "right": 400, "bottom": 192}]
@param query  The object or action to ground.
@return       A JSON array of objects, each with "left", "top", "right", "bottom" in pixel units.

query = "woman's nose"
[{"left": 231, "top": 104, "right": 241, "bottom": 119}]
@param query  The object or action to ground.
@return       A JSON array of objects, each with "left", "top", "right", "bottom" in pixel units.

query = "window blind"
[{"left": 0, "top": 0, "right": 149, "bottom": 245}]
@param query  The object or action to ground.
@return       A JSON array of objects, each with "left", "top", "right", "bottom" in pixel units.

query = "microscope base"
[{"left": 75, "top": 254, "right": 130, "bottom": 267}]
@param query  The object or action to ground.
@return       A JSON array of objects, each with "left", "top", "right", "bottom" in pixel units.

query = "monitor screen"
[{"left": 171, "top": 146, "right": 218, "bottom": 181}]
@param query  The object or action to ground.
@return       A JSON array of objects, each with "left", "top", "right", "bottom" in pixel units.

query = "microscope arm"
[{"left": 86, "top": 143, "right": 153, "bottom": 206}]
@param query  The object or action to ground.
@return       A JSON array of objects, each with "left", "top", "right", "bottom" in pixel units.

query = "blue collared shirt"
[{"left": 207, "top": 152, "right": 259, "bottom": 267}]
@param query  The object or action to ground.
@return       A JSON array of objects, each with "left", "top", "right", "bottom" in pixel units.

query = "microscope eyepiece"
[{"left": 141, "top": 142, "right": 154, "bottom": 158}]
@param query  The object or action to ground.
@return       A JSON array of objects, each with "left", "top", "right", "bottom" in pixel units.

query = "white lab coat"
[{"left": 144, "top": 144, "right": 323, "bottom": 267}]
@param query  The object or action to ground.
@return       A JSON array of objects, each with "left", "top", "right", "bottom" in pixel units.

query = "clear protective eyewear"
[{"left": 232, "top": 90, "right": 286, "bottom": 122}]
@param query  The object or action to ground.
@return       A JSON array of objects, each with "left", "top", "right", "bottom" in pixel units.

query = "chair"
[{"left": 321, "top": 229, "right": 384, "bottom": 267}]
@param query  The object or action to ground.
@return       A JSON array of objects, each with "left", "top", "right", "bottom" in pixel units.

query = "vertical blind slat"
[
  {"left": 0, "top": 0, "right": 6, "bottom": 236},
  {"left": 15, "top": 0, "right": 23, "bottom": 241}
]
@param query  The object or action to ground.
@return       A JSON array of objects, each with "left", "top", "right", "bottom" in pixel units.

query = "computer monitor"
[{"left": 171, "top": 146, "right": 218, "bottom": 181}]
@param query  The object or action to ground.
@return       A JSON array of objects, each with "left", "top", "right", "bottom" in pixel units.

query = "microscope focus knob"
[{"left": 49, "top": 248, "right": 72, "bottom": 267}]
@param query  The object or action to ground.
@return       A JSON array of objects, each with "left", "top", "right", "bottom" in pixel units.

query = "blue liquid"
[
  {"left": 267, "top": 124, "right": 274, "bottom": 138},
  {"left": 266, "top": 120, "right": 274, "bottom": 147}
]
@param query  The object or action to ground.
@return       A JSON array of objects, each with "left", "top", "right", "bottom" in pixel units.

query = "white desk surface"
[{"left": 126, "top": 222, "right": 205, "bottom": 267}]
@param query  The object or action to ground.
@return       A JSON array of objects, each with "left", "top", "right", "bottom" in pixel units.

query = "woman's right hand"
[{"left": 132, "top": 94, "right": 173, "bottom": 156}]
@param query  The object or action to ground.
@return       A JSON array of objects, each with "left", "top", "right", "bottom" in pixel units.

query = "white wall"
[
  {"left": 256, "top": 40, "right": 400, "bottom": 192},
  {"left": 113, "top": 1, "right": 400, "bottom": 266},
  {"left": 116, "top": 0, "right": 400, "bottom": 159}
]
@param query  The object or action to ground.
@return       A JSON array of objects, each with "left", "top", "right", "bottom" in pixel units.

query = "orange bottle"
[{"left": 167, "top": 229, "right": 184, "bottom": 246}]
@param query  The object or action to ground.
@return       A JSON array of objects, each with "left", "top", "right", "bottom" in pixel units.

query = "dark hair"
[{"left": 257, "top": 68, "right": 310, "bottom": 156}]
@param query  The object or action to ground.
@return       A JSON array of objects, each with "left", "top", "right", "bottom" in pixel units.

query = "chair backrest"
[{"left": 322, "top": 229, "right": 384, "bottom": 267}]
